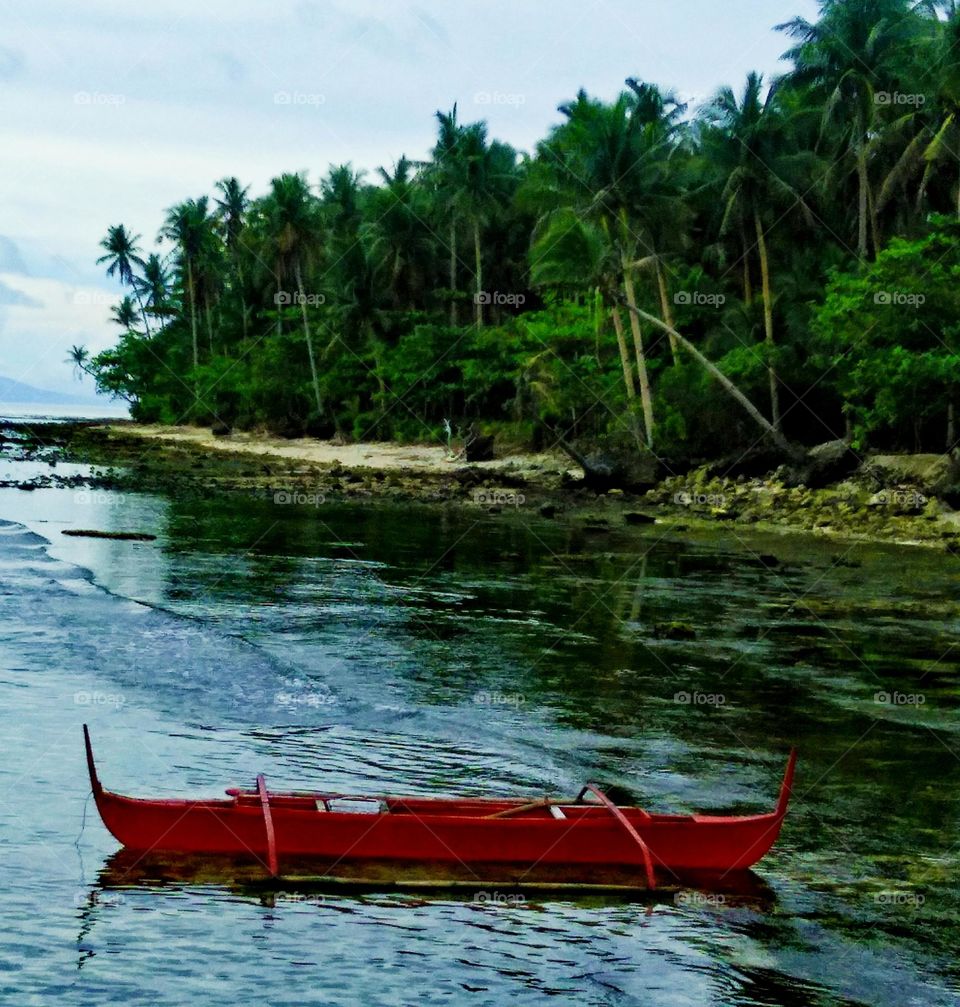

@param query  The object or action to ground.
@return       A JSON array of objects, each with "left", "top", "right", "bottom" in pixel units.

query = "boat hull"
[
  {"left": 91, "top": 788, "right": 788, "bottom": 879},
  {"left": 84, "top": 729, "right": 795, "bottom": 884}
]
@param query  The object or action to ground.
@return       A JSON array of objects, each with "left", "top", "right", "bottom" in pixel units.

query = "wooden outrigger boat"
[{"left": 83, "top": 727, "right": 796, "bottom": 890}]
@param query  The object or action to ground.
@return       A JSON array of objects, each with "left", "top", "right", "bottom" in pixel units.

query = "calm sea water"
[{"left": 0, "top": 440, "right": 957, "bottom": 1005}]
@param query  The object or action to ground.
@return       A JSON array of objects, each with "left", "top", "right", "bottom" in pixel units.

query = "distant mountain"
[{"left": 0, "top": 375, "right": 96, "bottom": 405}]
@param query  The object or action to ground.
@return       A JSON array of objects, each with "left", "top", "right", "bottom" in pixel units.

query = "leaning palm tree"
[
  {"left": 97, "top": 224, "right": 150, "bottom": 336},
  {"left": 262, "top": 172, "right": 324, "bottom": 415}
]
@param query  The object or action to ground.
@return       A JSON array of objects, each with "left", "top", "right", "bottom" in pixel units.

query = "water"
[{"left": 0, "top": 458, "right": 957, "bottom": 1005}]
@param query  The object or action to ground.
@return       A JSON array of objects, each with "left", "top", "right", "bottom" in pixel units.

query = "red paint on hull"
[{"left": 84, "top": 727, "right": 795, "bottom": 886}]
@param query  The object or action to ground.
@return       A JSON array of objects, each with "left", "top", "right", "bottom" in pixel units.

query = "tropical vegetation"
[{"left": 75, "top": 0, "right": 960, "bottom": 461}]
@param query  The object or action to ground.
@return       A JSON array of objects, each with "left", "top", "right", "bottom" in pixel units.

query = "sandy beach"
[{"left": 107, "top": 424, "right": 574, "bottom": 478}]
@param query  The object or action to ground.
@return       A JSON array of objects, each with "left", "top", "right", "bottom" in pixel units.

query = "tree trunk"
[
  {"left": 617, "top": 296, "right": 796, "bottom": 457},
  {"left": 741, "top": 225, "right": 753, "bottom": 306},
  {"left": 237, "top": 261, "right": 249, "bottom": 342},
  {"left": 473, "top": 219, "right": 483, "bottom": 328},
  {"left": 133, "top": 289, "right": 152, "bottom": 338},
  {"left": 621, "top": 262, "right": 655, "bottom": 449},
  {"left": 755, "top": 211, "right": 781, "bottom": 432},
  {"left": 655, "top": 259, "right": 680, "bottom": 365},
  {"left": 186, "top": 257, "right": 198, "bottom": 371},
  {"left": 857, "top": 141, "right": 870, "bottom": 259},
  {"left": 449, "top": 221, "right": 458, "bottom": 326},
  {"left": 205, "top": 302, "right": 214, "bottom": 357},
  {"left": 295, "top": 260, "right": 323, "bottom": 416},
  {"left": 610, "top": 306, "right": 636, "bottom": 401}
]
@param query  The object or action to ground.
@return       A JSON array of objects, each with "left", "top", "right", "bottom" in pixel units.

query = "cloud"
[
  {"left": 0, "top": 273, "right": 118, "bottom": 393},
  {"left": 0, "top": 46, "right": 25, "bottom": 81}
]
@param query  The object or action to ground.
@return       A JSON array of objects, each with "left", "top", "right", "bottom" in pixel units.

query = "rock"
[
  {"left": 782, "top": 439, "right": 860, "bottom": 489},
  {"left": 464, "top": 430, "right": 495, "bottom": 462},
  {"left": 624, "top": 511, "right": 656, "bottom": 525},
  {"left": 861, "top": 453, "right": 960, "bottom": 496},
  {"left": 653, "top": 621, "right": 697, "bottom": 640}
]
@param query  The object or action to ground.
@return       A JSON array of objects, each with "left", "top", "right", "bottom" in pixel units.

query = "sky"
[{"left": 0, "top": 0, "right": 819, "bottom": 397}]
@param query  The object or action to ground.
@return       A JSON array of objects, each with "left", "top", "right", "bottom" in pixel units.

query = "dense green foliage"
[{"left": 78, "top": 0, "right": 960, "bottom": 458}]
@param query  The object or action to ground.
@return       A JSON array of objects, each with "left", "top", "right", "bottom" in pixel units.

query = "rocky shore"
[{"left": 3, "top": 420, "right": 960, "bottom": 550}]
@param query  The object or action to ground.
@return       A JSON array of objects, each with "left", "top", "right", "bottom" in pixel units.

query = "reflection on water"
[{"left": 0, "top": 481, "right": 957, "bottom": 1005}]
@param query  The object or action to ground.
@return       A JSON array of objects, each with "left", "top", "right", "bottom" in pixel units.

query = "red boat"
[{"left": 83, "top": 727, "right": 796, "bottom": 890}]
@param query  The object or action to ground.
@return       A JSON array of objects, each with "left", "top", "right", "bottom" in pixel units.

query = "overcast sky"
[{"left": 0, "top": 0, "right": 819, "bottom": 396}]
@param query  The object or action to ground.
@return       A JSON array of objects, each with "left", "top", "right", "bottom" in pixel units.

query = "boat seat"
[{"left": 550, "top": 806, "right": 567, "bottom": 820}]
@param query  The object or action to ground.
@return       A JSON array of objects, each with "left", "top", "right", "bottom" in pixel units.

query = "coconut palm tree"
[
  {"left": 159, "top": 197, "right": 217, "bottom": 371},
  {"left": 367, "top": 156, "right": 437, "bottom": 310},
  {"left": 700, "top": 72, "right": 816, "bottom": 430},
  {"left": 134, "top": 253, "right": 171, "bottom": 328},
  {"left": 777, "top": 0, "right": 921, "bottom": 258},
  {"left": 97, "top": 224, "right": 151, "bottom": 336},
  {"left": 214, "top": 176, "right": 251, "bottom": 339},
  {"left": 110, "top": 295, "right": 140, "bottom": 331},
  {"left": 262, "top": 172, "right": 324, "bottom": 415},
  {"left": 429, "top": 105, "right": 468, "bottom": 326}
]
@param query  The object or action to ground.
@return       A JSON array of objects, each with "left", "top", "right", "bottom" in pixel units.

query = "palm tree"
[
  {"left": 367, "top": 157, "right": 436, "bottom": 310},
  {"left": 526, "top": 87, "right": 684, "bottom": 445},
  {"left": 97, "top": 224, "right": 151, "bottom": 336},
  {"left": 700, "top": 72, "right": 815, "bottom": 430},
  {"left": 159, "top": 197, "right": 217, "bottom": 371},
  {"left": 777, "top": 0, "right": 921, "bottom": 258},
  {"left": 917, "top": 5, "right": 960, "bottom": 217},
  {"left": 215, "top": 176, "right": 251, "bottom": 339},
  {"left": 134, "top": 253, "right": 170, "bottom": 328},
  {"left": 450, "top": 123, "right": 519, "bottom": 327},
  {"left": 263, "top": 172, "right": 324, "bottom": 415},
  {"left": 430, "top": 105, "right": 467, "bottom": 326},
  {"left": 110, "top": 295, "right": 140, "bottom": 330}
]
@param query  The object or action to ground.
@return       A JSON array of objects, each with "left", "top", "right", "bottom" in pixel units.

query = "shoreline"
[{"left": 4, "top": 421, "right": 960, "bottom": 552}]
